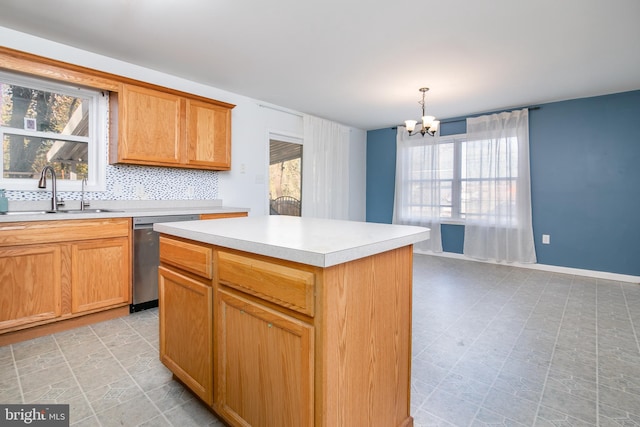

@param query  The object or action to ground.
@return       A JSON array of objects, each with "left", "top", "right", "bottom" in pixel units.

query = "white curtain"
[
  {"left": 393, "top": 128, "right": 443, "bottom": 253},
  {"left": 301, "top": 114, "right": 350, "bottom": 219},
  {"left": 463, "top": 108, "right": 536, "bottom": 263}
]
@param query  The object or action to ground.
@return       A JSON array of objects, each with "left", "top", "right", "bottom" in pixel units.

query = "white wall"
[
  {"left": 348, "top": 128, "right": 367, "bottom": 221},
  {"left": 0, "top": 26, "right": 366, "bottom": 219}
]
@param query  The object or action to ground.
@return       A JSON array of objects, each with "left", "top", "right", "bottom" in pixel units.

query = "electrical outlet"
[
  {"left": 186, "top": 186, "right": 195, "bottom": 199},
  {"left": 112, "top": 182, "right": 123, "bottom": 197},
  {"left": 134, "top": 184, "right": 146, "bottom": 199},
  {"left": 542, "top": 234, "right": 550, "bottom": 244}
]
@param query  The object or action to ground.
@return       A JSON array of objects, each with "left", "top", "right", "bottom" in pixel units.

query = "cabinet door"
[
  {"left": 71, "top": 237, "right": 130, "bottom": 313},
  {"left": 185, "top": 99, "right": 231, "bottom": 169},
  {"left": 159, "top": 266, "right": 213, "bottom": 406},
  {"left": 216, "top": 289, "right": 313, "bottom": 427},
  {"left": 119, "top": 84, "right": 183, "bottom": 165},
  {"left": 0, "top": 245, "right": 62, "bottom": 331}
]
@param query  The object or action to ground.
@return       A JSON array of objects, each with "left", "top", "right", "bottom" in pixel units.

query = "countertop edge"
[{"left": 0, "top": 206, "right": 249, "bottom": 222}]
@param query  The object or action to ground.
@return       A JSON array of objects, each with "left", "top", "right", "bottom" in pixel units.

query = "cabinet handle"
[
  {"left": 268, "top": 323, "right": 273, "bottom": 328},
  {"left": 240, "top": 310, "right": 245, "bottom": 314}
]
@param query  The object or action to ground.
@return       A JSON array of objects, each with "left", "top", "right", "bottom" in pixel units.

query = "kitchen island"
[{"left": 154, "top": 215, "right": 430, "bottom": 427}]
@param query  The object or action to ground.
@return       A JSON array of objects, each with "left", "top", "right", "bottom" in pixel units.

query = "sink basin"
[
  {"left": 1, "top": 208, "right": 123, "bottom": 215},
  {"left": 58, "top": 209, "right": 124, "bottom": 214}
]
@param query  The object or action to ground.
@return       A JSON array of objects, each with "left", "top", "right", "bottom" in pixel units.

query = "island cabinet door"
[
  {"left": 215, "top": 288, "right": 314, "bottom": 427},
  {"left": 159, "top": 266, "right": 213, "bottom": 406}
]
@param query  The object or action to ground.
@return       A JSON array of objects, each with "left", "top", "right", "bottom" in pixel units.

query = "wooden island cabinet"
[{"left": 156, "top": 216, "right": 430, "bottom": 427}]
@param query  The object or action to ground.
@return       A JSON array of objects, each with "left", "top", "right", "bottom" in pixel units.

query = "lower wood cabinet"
[
  {"left": 158, "top": 265, "right": 213, "bottom": 406},
  {"left": 215, "top": 288, "right": 314, "bottom": 427},
  {"left": 71, "top": 237, "right": 130, "bottom": 313},
  {"left": 0, "top": 218, "right": 131, "bottom": 337},
  {"left": 0, "top": 244, "right": 62, "bottom": 330}
]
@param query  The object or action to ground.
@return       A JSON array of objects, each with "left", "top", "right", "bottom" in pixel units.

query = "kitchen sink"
[{"left": 58, "top": 208, "right": 124, "bottom": 214}]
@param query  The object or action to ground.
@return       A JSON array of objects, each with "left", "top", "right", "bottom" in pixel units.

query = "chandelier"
[{"left": 404, "top": 87, "right": 440, "bottom": 137}]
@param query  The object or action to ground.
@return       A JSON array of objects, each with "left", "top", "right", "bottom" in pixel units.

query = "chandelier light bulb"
[
  {"left": 422, "top": 115, "right": 435, "bottom": 128},
  {"left": 405, "top": 120, "right": 417, "bottom": 133}
]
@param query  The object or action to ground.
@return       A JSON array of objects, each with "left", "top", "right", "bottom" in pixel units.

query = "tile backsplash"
[{"left": 4, "top": 163, "right": 219, "bottom": 202}]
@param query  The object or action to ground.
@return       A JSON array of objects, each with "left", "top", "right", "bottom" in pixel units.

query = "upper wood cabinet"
[
  {"left": 110, "top": 83, "right": 234, "bottom": 170},
  {"left": 185, "top": 99, "right": 232, "bottom": 169},
  {"left": 112, "top": 84, "right": 183, "bottom": 165},
  {"left": 0, "top": 47, "right": 235, "bottom": 171}
]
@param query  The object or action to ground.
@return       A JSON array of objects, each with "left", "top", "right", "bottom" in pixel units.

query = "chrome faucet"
[
  {"left": 38, "top": 166, "right": 64, "bottom": 212},
  {"left": 81, "top": 178, "right": 90, "bottom": 210}
]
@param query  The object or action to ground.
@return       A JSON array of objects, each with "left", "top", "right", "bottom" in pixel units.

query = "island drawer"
[
  {"left": 159, "top": 236, "right": 213, "bottom": 280},
  {"left": 217, "top": 250, "right": 315, "bottom": 317}
]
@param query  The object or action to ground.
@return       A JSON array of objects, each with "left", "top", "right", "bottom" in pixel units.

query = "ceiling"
[{"left": 1, "top": 0, "right": 639, "bottom": 131}]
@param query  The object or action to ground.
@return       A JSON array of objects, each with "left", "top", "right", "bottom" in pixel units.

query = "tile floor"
[{"left": 1, "top": 254, "right": 640, "bottom": 426}]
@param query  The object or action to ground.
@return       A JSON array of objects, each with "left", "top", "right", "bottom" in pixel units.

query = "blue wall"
[
  {"left": 366, "top": 90, "right": 640, "bottom": 276},
  {"left": 366, "top": 127, "right": 397, "bottom": 223}
]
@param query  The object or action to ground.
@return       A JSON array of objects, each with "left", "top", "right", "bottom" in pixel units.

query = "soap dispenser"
[{"left": 0, "top": 189, "right": 7, "bottom": 213}]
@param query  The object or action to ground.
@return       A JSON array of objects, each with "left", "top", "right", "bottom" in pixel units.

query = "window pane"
[
  {"left": 438, "top": 142, "right": 454, "bottom": 180},
  {"left": 461, "top": 138, "right": 518, "bottom": 179},
  {"left": 269, "top": 139, "right": 302, "bottom": 216},
  {"left": 1, "top": 82, "right": 90, "bottom": 136},
  {"left": 406, "top": 179, "right": 452, "bottom": 218},
  {"left": 3, "top": 133, "right": 88, "bottom": 180},
  {"left": 439, "top": 180, "right": 452, "bottom": 218},
  {"left": 461, "top": 179, "right": 516, "bottom": 220}
]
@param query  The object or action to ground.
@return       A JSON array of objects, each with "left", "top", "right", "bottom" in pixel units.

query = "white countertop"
[
  {"left": 154, "top": 215, "right": 430, "bottom": 267},
  {"left": 0, "top": 199, "right": 248, "bottom": 222}
]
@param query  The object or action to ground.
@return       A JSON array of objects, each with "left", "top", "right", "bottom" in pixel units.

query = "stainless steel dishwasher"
[{"left": 131, "top": 214, "right": 200, "bottom": 312}]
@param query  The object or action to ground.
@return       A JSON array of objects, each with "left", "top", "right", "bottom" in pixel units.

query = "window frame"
[
  {"left": 399, "top": 131, "right": 523, "bottom": 225},
  {"left": 0, "top": 70, "right": 108, "bottom": 192},
  {"left": 398, "top": 133, "right": 467, "bottom": 224}
]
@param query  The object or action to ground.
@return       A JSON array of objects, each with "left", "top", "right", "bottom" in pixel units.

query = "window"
[
  {"left": 398, "top": 133, "right": 519, "bottom": 222},
  {"left": 269, "top": 138, "right": 302, "bottom": 216},
  {"left": 461, "top": 136, "right": 518, "bottom": 222},
  {"left": 0, "top": 71, "right": 107, "bottom": 191}
]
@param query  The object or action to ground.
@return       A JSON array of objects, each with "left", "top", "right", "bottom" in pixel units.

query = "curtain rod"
[
  {"left": 439, "top": 106, "right": 541, "bottom": 125},
  {"left": 391, "top": 106, "right": 541, "bottom": 129},
  {"left": 258, "top": 103, "right": 304, "bottom": 118}
]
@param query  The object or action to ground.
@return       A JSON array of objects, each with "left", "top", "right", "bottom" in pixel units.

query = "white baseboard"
[{"left": 415, "top": 250, "right": 640, "bottom": 284}]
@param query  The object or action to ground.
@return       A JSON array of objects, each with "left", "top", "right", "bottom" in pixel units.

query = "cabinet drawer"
[
  {"left": 199, "top": 212, "right": 247, "bottom": 220},
  {"left": 217, "top": 251, "right": 315, "bottom": 317},
  {"left": 0, "top": 218, "right": 130, "bottom": 246},
  {"left": 159, "top": 236, "right": 213, "bottom": 280}
]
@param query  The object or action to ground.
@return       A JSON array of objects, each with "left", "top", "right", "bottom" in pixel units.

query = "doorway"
[{"left": 269, "top": 139, "right": 302, "bottom": 216}]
